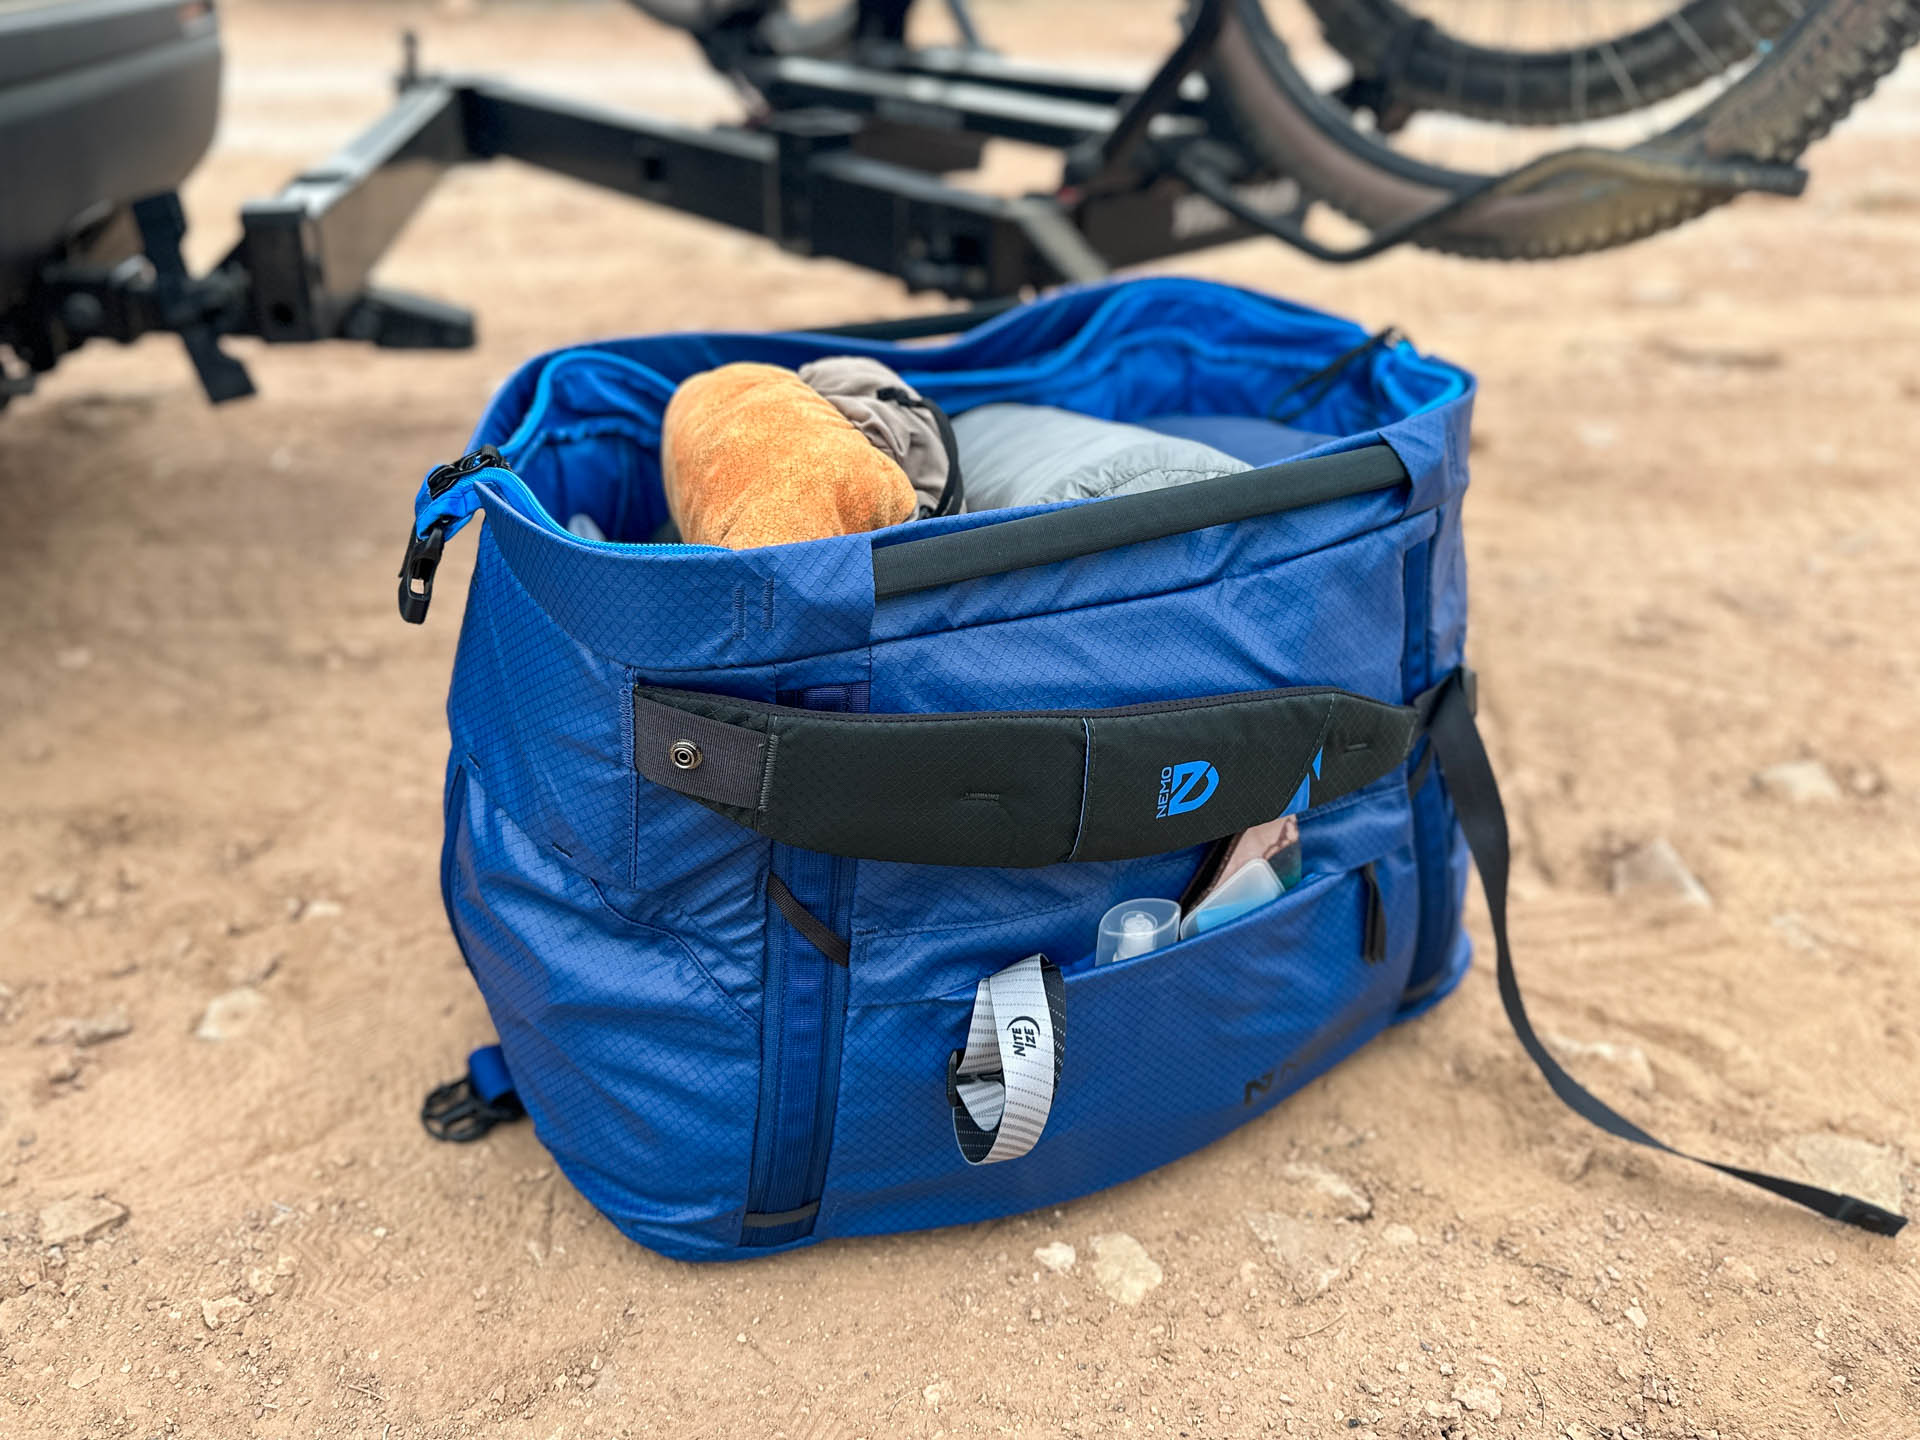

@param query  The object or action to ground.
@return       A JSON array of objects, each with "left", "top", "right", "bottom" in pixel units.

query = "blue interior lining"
[{"left": 465, "top": 279, "right": 1469, "bottom": 548}]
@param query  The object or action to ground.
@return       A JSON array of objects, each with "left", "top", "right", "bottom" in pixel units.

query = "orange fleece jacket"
[{"left": 661, "top": 362, "right": 918, "bottom": 549}]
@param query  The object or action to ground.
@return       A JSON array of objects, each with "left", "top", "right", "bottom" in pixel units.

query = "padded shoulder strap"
[
  {"left": 635, "top": 683, "right": 1416, "bottom": 868},
  {"left": 1424, "top": 670, "right": 1905, "bottom": 1237}
]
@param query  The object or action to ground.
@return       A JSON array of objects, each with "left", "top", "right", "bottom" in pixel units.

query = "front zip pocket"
[{"left": 740, "top": 682, "right": 863, "bottom": 1245}]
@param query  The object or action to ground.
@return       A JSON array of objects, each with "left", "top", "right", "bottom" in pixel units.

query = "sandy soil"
[{"left": 4, "top": 3, "right": 1920, "bottom": 1436}]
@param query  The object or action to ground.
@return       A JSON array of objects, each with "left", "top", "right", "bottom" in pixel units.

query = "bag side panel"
[{"left": 443, "top": 761, "right": 762, "bottom": 1262}]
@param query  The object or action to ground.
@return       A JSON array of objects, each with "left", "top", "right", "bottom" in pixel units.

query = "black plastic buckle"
[
  {"left": 421, "top": 1072, "right": 525, "bottom": 1143},
  {"left": 945, "top": 1049, "right": 1002, "bottom": 1110},
  {"left": 397, "top": 515, "right": 452, "bottom": 624}
]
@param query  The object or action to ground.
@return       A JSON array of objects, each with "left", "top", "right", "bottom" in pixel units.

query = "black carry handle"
[
  {"left": 870, "top": 442, "right": 1409, "bottom": 600},
  {"left": 634, "top": 682, "right": 1417, "bottom": 868},
  {"left": 1422, "top": 670, "right": 1906, "bottom": 1237}
]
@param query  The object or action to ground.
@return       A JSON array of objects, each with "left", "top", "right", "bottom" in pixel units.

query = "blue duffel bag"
[{"left": 400, "top": 277, "right": 1902, "bottom": 1261}]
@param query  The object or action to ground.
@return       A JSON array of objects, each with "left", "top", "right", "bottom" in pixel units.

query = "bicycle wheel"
[
  {"left": 1303, "top": 1, "right": 1801, "bottom": 127},
  {"left": 1205, "top": 0, "right": 1920, "bottom": 256},
  {"left": 623, "top": 0, "right": 857, "bottom": 58}
]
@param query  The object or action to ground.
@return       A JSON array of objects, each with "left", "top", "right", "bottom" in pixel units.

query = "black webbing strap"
[
  {"left": 1423, "top": 670, "right": 1905, "bottom": 1235},
  {"left": 766, "top": 873, "right": 850, "bottom": 967},
  {"left": 636, "top": 682, "right": 1415, "bottom": 868}
]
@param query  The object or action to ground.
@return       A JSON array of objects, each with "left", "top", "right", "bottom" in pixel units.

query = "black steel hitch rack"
[
  {"left": 8, "top": 0, "right": 1289, "bottom": 404},
  {"left": 8, "top": 0, "right": 1804, "bottom": 406}
]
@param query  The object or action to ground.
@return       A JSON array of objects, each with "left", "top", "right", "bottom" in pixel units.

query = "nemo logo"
[{"left": 1157, "top": 760, "right": 1218, "bottom": 819}]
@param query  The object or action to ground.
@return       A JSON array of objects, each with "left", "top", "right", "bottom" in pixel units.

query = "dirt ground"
[{"left": 4, "top": 3, "right": 1920, "bottom": 1436}]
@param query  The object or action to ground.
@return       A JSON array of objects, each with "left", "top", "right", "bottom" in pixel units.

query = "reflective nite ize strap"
[{"left": 949, "top": 955, "right": 1066, "bottom": 1165}]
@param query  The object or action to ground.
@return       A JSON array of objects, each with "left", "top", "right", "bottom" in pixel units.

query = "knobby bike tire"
[
  {"left": 1303, "top": 1, "right": 1801, "bottom": 126},
  {"left": 1206, "top": 0, "right": 1920, "bottom": 256}
]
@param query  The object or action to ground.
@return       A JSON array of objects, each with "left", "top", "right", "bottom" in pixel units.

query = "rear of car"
[{"left": 0, "top": 0, "right": 221, "bottom": 323}]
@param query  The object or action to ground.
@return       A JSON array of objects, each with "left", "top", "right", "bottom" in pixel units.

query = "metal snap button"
[{"left": 668, "top": 739, "right": 702, "bottom": 771}]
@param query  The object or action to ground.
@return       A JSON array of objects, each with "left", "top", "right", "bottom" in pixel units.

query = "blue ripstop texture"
[{"left": 422, "top": 277, "right": 1477, "bottom": 1261}]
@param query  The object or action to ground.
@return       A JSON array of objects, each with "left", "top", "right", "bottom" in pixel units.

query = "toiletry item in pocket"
[
  {"left": 1223, "top": 812, "right": 1301, "bottom": 890},
  {"left": 1179, "top": 858, "right": 1282, "bottom": 940},
  {"left": 1180, "top": 813, "right": 1301, "bottom": 913},
  {"left": 1095, "top": 897, "right": 1182, "bottom": 966}
]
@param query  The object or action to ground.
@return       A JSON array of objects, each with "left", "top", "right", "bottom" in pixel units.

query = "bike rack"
[{"left": 8, "top": 0, "right": 1806, "bottom": 405}]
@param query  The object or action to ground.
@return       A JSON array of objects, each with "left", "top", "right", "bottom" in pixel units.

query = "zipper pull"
[
  {"left": 424, "top": 443, "right": 505, "bottom": 498},
  {"left": 400, "top": 445, "right": 507, "bottom": 624},
  {"left": 1361, "top": 861, "right": 1388, "bottom": 966}
]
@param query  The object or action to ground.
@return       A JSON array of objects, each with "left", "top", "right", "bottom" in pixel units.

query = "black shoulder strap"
[{"left": 1423, "top": 670, "right": 1905, "bottom": 1236}]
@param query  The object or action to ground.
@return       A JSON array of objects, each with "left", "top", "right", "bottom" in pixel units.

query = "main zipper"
[{"left": 398, "top": 443, "right": 715, "bottom": 624}]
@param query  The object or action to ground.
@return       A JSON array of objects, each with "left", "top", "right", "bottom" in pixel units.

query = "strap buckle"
[
  {"left": 420, "top": 1072, "right": 525, "bottom": 1143},
  {"left": 397, "top": 515, "right": 452, "bottom": 624}
]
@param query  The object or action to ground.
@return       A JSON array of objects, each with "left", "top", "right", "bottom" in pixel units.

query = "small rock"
[
  {"left": 1610, "top": 838, "right": 1711, "bottom": 909},
  {"left": 44, "top": 1051, "right": 81, "bottom": 1085},
  {"left": 1753, "top": 760, "right": 1843, "bottom": 805},
  {"left": 1840, "top": 762, "right": 1886, "bottom": 798},
  {"left": 201, "top": 1295, "right": 248, "bottom": 1330},
  {"left": 39, "top": 1195, "right": 128, "bottom": 1246},
  {"left": 1278, "top": 1163, "right": 1373, "bottom": 1220},
  {"left": 1557, "top": 1143, "right": 1596, "bottom": 1182},
  {"left": 1770, "top": 912, "right": 1826, "bottom": 954},
  {"left": 300, "top": 899, "right": 344, "bottom": 922},
  {"left": 1380, "top": 1224, "right": 1418, "bottom": 1248},
  {"left": 1626, "top": 278, "right": 1687, "bottom": 308},
  {"left": 31, "top": 874, "right": 83, "bottom": 910},
  {"left": 68, "top": 1362, "right": 103, "bottom": 1390},
  {"left": 1625, "top": 1302, "right": 1648, "bottom": 1330},
  {"left": 1718, "top": 1255, "right": 1759, "bottom": 1286},
  {"left": 37, "top": 1006, "right": 132, "bottom": 1048},
  {"left": 1577, "top": 421, "right": 1618, "bottom": 451},
  {"left": 1452, "top": 1384, "right": 1502, "bottom": 1419},
  {"left": 1033, "top": 1241, "right": 1076, "bottom": 1274},
  {"left": 922, "top": 1381, "right": 950, "bottom": 1411},
  {"left": 55, "top": 646, "right": 93, "bottom": 671},
  {"left": 1247, "top": 1213, "right": 1366, "bottom": 1299},
  {"left": 1792, "top": 1134, "right": 1904, "bottom": 1213},
  {"left": 1089, "top": 1233, "right": 1163, "bottom": 1306},
  {"left": 1545, "top": 1033, "right": 1655, "bottom": 1096},
  {"left": 227, "top": 950, "right": 283, "bottom": 988},
  {"left": 195, "top": 987, "right": 266, "bottom": 1042}
]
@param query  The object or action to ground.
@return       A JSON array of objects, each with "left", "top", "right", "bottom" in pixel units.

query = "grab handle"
[
  {"left": 633, "top": 682, "right": 1416, "bottom": 868},
  {"left": 868, "top": 442, "right": 1408, "bottom": 600}
]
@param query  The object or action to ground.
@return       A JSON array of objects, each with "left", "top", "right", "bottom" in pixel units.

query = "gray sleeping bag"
[{"left": 952, "top": 404, "right": 1250, "bottom": 511}]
